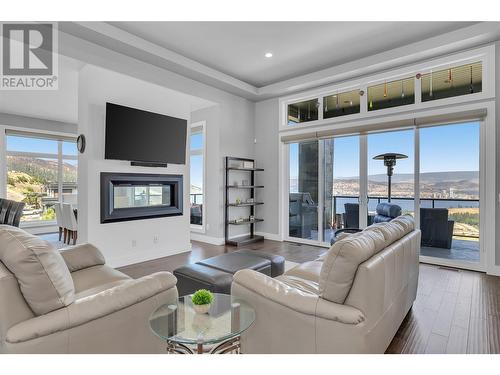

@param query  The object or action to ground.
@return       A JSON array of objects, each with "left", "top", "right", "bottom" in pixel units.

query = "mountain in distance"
[{"left": 339, "top": 171, "right": 478, "bottom": 184}]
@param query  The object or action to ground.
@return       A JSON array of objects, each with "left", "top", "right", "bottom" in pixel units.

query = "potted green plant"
[{"left": 191, "top": 289, "right": 214, "bottom": 314}]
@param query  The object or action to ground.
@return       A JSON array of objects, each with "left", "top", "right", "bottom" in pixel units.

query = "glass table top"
[{"left": 149, "top": 293, "right": 255, "bottom": 345}]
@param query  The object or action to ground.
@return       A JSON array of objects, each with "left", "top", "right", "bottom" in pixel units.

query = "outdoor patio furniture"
[
  {"left": 343, "top": 203, "right": 359, "bottom": 228},
  {"left": 190, "top": 204, "right": 202, "bottom": 225},
  {"left": 420, "top": 208, "right": 454, "bottom": 249},
  {"left": 332, "top": 203, "right": 402, "bottom": 244},
  {"left": 0, "top": 198, "right": 25, "bottom": 227},
  {"left": 289, "top": 192, "right": 316, "bottom": 239},
  {"left": 373, "top": 202, "right": 402, "bottom": 223}
]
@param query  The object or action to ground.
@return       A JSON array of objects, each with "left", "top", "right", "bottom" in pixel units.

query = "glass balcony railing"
[{"left": 328, "top": 195, "right": 479, "bottom": 239}]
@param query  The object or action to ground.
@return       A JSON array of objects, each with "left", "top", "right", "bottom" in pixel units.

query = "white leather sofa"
[
  {"left": 0, "top": 225, "right": 177, "bottom": 353},
  {"left": 232, "top": 215, "right": 420, "bottom": 353}
]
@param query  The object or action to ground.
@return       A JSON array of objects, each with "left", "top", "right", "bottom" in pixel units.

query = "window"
[
  {"left": 287, "top": 99, "right": 319, "bottom": 125},
  {"left": 368, "top": 77, "right": 415, "bottom": 111},
  {"left": 323, "top": 90, "right": 361, "bottom": 119},
  {"left": 190, "top": 123, "right": 205, "bottom": 227},
  {"left": 5, "top": 133, "right": 78, "bottom": 224},
  {"left": 421, "top": 62, "right": 482, "bottom": 102}
]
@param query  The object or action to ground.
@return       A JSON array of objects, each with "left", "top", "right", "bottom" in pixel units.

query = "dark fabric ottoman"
[{"left": 173, "top": 250, "right": 285, "bottom": 295}]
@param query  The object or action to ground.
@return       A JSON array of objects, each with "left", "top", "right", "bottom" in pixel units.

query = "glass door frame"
[
  {"left": 416, "top": 120, "right": 485, "bottom": 272},
  {"left": 283, "top": 120, "right": 486, "bottom": 272}
]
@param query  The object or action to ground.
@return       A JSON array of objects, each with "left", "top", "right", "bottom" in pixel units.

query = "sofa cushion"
[
  {"left": 318, "top": 217, "right": 413, "bottom": 304},
  {"left": 0, "top": 225, "right": 75, "bottom": 315},
  {"left": 276, "top": 275, "right": 320, "bottom": 295},
  {"left": 284, "top": 260, "right": 322, "bottom": 283},
  {"left": 71, "top": 265, "right": 130, "bottom": 300}
]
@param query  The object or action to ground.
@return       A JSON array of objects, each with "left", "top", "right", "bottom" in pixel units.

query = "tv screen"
[{"left": 105, "top": 102, "right": 187, "bottom": 165}]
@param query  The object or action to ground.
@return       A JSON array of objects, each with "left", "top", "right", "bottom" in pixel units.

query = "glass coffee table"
[{"left": 149, "top": 293, "right": 255, "bottom": 354}]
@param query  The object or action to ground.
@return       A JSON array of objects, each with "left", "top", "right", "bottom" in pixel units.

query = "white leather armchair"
[
  {"left": 0, "top": 226, "right": 178, "bottom": 354},
  {"left": 232, "top": 216, "right": 420, "bottom": 354}
]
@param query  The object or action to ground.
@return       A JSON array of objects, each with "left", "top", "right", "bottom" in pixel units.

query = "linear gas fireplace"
[{"left": 101, "top": 172, "right": 183, "bottom": 223}]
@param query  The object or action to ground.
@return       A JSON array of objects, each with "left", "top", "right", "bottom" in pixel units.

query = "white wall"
[
  {"left": 78, "top": 65, "right": 210, "bottom": 267},
  {"left": 254, "top": 98, "right": 280, "bottom": 237},
  {"left": 190, "top": 99, "right": 256, "bottom": 243},
  {"left": 496, "top": 41, "right": 500, "bottom": 266}
]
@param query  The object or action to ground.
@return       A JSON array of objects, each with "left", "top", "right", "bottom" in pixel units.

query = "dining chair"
[
  {"left": 62, "top": 203, "right": 78, "bottom": 245},
  {"left": 53, "top": 203, "right": 64, "bottom": 242}
]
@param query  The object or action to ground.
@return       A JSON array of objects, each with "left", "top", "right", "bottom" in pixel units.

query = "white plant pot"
[{"left": 193, "top": 304, "right": 211, "bottom": 314}]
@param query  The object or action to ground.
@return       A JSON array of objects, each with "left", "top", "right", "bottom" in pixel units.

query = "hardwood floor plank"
[
  {"left": 452, "top": 295, "right": 472, "bottom": 329},
  {"left": 488, "top": 316, "right": 500, "bottom": 354},
  {"left": 401, "top": 308, "right": 438, "bottom": 354},
  {"left": 446, "top": 325, "right": 468, "bottom": 354},
  {"left": 425, "top": 288, "right": 445, "bottom": 311},
  {"left": 425, "top": 333, "right": 448, "bottom": 354},
  {"left": 467, "top": 317, "right": 489, "bottom": 353},
  {"left": 432, "top": 291, "right": 457, "bottom": 337}
]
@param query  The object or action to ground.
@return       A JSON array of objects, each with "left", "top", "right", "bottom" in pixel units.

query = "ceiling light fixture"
[{"left": 264, "top": 52, "right": 273, "bottom": 58}]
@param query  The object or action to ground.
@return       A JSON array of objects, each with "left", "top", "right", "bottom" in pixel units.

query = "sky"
[
  {"left": 6, "top": 135, "right": 77, "bottom": 156},
  {"left": 290, "top": 121, "right": 480, "bottom": 179},
  {"left": 190, "top": 132, "right": 203, "bottom": 190}
]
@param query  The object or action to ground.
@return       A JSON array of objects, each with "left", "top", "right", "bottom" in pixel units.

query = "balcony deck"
[{"left": 420, "top": 238, "right": 479, "bottom": 262}]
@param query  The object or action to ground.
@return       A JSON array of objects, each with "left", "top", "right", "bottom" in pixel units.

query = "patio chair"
[
  {"left": 420, "top": 208, "right": 454, "bottom": 249},
  {"left": 289, "top": 192, "right": 316, "bottom": 239},
  {"left": 343, "top": 203, "right": 360, "bottom": 229}
]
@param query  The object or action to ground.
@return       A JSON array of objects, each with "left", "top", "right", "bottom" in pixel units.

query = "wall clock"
[{"left": 77, "top": 134, "right": 86, "bottom": 153}]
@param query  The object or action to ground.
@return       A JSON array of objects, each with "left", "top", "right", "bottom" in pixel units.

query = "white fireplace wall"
[{"left": 78, "top": 64, "right": 213, "bottom": 267}]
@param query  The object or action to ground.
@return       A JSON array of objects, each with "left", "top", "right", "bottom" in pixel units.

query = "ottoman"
[{"left": 174, "top": 250, "right": 285, "bottom": 295}]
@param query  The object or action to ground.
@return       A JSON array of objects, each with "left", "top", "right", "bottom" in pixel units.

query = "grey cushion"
[
  {"left": 0, "top": 225, "right": 75, "bottom": 315},
  {"left": 375, "top": 203, "right": 402, "bottom": 218},
  {"left": 197, "top": 253, "right": 271, "bottom": 274}
]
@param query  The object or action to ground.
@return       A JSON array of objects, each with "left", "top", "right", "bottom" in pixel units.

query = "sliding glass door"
[
  {"left": 322, "top": 136, "right": 360, "bottom": 244},
  {"left": 419, "top": 122, "right": 481, "bottom": 265},
  {"left": 285, "top": 120, "right": 483, "bottom": 270}
]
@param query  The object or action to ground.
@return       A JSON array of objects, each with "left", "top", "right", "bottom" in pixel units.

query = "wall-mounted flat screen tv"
[{"left": 105, "top": 102, "right": 187, "bottom": 165}]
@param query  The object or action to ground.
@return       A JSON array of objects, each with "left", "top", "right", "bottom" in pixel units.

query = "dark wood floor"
[{"left": 118, "top": 239, "right": 500, "bottom": 354}]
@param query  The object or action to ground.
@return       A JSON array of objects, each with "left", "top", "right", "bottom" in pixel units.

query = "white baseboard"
[
  {"left": 190, "top": 232, "right": 225, "bottom": 245},
  {"left": 486, "top": 264, "right": 500, "bottom": 276}
]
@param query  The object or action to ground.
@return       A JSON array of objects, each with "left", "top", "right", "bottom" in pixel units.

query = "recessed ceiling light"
[{"left": 264, "top": 52, "right": 273, "bottom": 58}]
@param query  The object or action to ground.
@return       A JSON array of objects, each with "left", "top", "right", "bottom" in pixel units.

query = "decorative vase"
[{"left": 193, "top": 303, "right": 211, "bottom": 314}]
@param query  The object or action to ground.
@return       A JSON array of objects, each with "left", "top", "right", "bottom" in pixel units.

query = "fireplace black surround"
[{"left": 101, "top": 172, "right": 183, "bottom": 223}]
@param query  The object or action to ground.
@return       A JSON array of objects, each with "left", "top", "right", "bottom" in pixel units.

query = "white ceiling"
[{"left": 110, "top": 21, "right": 477, "bottom": 87}]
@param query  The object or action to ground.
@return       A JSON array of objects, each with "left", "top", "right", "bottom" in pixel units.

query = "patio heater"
[{"left": 372, "top": 153, "right": 408, "bottom": 202}]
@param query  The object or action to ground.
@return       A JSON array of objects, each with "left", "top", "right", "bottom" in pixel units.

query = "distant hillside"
[
  {"left": 7, "top": 155, "right": 77, "bottom": 183},
  {"left": 339, "top": 171, "right": 478, "bottom": 184}
]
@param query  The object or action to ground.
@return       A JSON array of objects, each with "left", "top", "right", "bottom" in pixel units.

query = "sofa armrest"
[
  {"left": 6, "top": 271, "right": 177, "bottom": 343},
  {"left": 60, "top": 243, "right": 105, "bottom": 272},
  {"left": 232, "top": 269, "right": 364, "bottom": 324}
]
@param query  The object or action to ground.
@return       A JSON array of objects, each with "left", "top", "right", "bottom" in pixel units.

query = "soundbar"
[{"left": 131, "top": 161, "right": 168, "bottom": 168}]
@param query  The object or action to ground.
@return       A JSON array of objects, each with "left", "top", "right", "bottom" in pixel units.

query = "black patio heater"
[{"left": 372, "top": 153, "right": 408, "bottom": 202}]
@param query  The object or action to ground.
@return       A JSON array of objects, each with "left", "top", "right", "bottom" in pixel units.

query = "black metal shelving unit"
[{"left": 225, "top": 156, "right": 264, "bottom": 246}]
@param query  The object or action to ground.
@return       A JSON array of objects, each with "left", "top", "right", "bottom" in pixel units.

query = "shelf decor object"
[{"left": 225, "top": 157, "right": 264, "bottom": 246}]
